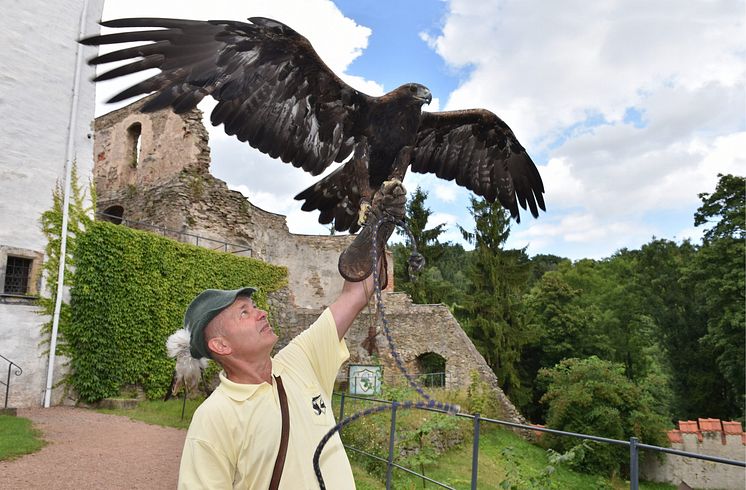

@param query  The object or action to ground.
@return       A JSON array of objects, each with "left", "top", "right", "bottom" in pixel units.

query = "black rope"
[{"left": 313, "top": 212, "right": 460, "bottom": 489}]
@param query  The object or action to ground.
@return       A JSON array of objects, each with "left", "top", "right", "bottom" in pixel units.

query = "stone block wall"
[
  {"left": 642, "top": 419, "right": 746, "bottom": 489},
  {"left": 93, "top": 96, "right": 211, "bottom": 191}
]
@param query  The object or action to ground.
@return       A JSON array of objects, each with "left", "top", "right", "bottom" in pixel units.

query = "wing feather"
[
  {"left": 413, "top": 109, "right": 545, "bottom": 222},
  {"left": 82, "top": 17, "right": 371, "bottom": 176}
]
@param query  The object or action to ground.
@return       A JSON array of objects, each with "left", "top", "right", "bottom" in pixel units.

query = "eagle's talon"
[
  {"left": 358, "top": 201, "right": 371, "bottom": 226},
  {"left": 382, "top": 178, "right": 402, "bottom": 190}
]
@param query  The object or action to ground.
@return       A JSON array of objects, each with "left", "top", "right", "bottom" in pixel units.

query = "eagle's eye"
[{"left": 409, "top": 85, "right": 417, "bottom": 93}]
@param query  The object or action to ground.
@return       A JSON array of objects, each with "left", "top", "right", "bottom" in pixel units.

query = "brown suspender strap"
[{"left": 269, "top": 375, "right": 290, "bottom": 490}]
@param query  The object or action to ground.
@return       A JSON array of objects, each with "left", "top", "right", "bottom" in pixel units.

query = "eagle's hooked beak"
[{"left": 420, "top": 89, "right": 433, "bottom": 105}]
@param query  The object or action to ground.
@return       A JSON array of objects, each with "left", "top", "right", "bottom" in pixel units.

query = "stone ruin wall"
[{"left": 93, "top": 99, "right": 526, "bottom": 426}]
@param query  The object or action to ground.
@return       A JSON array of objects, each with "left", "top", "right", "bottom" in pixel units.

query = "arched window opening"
[
  {"left": 126, "top": 122, "right": 142, "bottom": 168},
  {"left": 102, "top": 205, "right": 124, "bottom": 225},
  {"left": 416, "top": 352, "right": 446, "bottom": 387}
]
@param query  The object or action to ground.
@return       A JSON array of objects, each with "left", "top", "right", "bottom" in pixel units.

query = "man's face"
[{"left": 208, "top": 296, "right": 278, "bottom": 358}]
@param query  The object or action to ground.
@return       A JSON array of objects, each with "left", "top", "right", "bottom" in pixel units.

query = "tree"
[
  {"left": 456, "top": 196, "right": 532, "bottom": 405},
  {"left": 519, "top": 252, "right": 676, "bottom": 422},
  {"left": 520, "top": 271, "right": 607, "bottom": 421},
  {"left": 397, "top": 186, "right": 446, "bottom": 265},
  {"left": 393, "top": 186, "right": 466, "bottom": 306},
  {"left": 686, "top": 174, "right": 745, "bottom": 418},
  {"left": 633, "top": 238, "right": 725, "bottom": 419},
  {"left": 539, "top": 357, "right": 669, "bottom": 477},
  {"left": 528, "top": 253, "right": 567, "bottom": 286},
  {"left": 694, "top": 173, "right": 745, "bottom": 242}
]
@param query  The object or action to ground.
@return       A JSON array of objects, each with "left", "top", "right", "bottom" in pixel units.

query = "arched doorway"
[
  {"left": 416, "top": 352, "right": 446, "bottom": 387},
  {"left": 101, "top": 205, "right": 124, "bottom": 224}
]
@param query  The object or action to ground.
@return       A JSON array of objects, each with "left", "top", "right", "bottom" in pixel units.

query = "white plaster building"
[{"left": 0, "top": 0, "right": 104, "bottom": 407}]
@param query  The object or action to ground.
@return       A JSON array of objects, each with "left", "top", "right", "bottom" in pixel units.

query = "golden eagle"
[{"left": 81, "top": 17, "right": 545, "bottom": 233}]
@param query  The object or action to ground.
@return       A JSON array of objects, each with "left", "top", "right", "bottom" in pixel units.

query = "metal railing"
[
  {"left": 95, "top": 211, "right": 252, "bottom": 255},
  {"left": 0, "top": 354, "right": 22, "bottom": 409},
  {"left": 333, "top": 392, "right": 746, "bottom": 490}
]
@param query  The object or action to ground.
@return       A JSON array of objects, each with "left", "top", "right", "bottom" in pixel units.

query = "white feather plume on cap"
[{"left": 167, "top": 328, "right": 208, "bottom": 395}]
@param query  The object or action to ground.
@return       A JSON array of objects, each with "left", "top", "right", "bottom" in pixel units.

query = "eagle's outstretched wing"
[
  {"left": 81, "top": 17, "right": 369, "bottom": 176},
  {"left": 412, "top": 109, "right": 545, "bottom": 222}
]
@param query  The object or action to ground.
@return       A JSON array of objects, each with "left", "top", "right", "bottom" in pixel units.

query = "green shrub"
[{"left": 539, "top": 357, "right": 669, "bottom": 477}]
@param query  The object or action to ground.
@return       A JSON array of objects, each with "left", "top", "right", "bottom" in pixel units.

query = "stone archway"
[
  {"left": 101, "top": 205, "right": 124, "bottom": 224},
  {"left": 416, "top": 351, "right": 446, "bottom": 387}
]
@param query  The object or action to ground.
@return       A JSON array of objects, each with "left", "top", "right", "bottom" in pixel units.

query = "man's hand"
[{"left": 339, "top": 180, "right": 407, "bottom": 287}]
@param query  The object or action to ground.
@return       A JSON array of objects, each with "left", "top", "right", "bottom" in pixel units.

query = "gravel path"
[{"left": 0, "top": 406, "right": 186, "bottom": 490}]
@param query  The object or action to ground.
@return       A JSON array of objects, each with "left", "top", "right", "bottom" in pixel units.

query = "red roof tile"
[
  {"left": 698, "top": 418, "right": 722, "bottom": 432},
  {"left": 679, "top": 420, "right": 699, "bottom": 432},
  {"left": 667, "top": 430, "right": 683, "bottom": 443},
  {"left": 722, "top": 421, "right": 743, "bottom": 434}
]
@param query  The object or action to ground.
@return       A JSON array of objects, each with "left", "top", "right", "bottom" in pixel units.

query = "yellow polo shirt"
[{"left": 178, "top": 308, "right": 355, "bottom": 489}]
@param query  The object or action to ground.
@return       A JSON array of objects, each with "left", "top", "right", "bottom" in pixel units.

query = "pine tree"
[{"left": 457, "top": 196, "right": 531, "bottom": 405}]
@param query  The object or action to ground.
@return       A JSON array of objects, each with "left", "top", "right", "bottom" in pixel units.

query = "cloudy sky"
[{"left": 95, "top": 0, "right": 745, "bottom": 260}]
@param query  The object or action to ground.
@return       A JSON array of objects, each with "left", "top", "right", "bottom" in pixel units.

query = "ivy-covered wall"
[{"left": 67, "top": 221, "right": 287, "bottom": 402}]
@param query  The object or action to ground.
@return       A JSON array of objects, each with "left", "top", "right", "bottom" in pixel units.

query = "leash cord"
[{"left": 312, "top": 213, "right": 459, "bottom": 489}]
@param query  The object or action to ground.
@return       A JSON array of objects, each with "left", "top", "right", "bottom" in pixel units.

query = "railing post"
[
  {"left": 471, "top": 413, "right": 481, "bottom": 490},
  {"left": 629, "top": 437, "right": 639, "bottom": 490},
  {"left": 386, "top": 402, "right": 398, "bottom": 489},
  {"left": 339, "top": 391, "right": 346, "bottom": 421},
  {"left": 4, "top": 364, "right": 10, "bottom": 409}
]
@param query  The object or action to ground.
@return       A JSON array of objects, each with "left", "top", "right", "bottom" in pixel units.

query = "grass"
[
  {"left": 0, "top": 415, "right": 46, "bottom": 461},
  {"left": 96, "top": 397, "right": 204, "bottom": 430}
]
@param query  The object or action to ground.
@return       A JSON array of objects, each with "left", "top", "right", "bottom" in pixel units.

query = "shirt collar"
[{"left": 217, "top": 362, "right": 286, "bottom": 402}]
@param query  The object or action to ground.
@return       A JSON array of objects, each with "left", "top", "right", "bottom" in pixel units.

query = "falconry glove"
[{"left": 338, "top": 180, "right": 407, "bottom": 288}]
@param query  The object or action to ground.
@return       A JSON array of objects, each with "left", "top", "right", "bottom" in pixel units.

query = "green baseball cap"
[{"left": 184, "top": 287, "right": 257, "bottom": 359}]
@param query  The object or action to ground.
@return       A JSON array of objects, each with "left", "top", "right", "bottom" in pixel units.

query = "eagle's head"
[{"left": 397, "top": 83, "right": 433, "bottom": 106}]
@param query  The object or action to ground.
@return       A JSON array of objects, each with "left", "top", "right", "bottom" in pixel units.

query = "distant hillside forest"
[{"left": 391, "top": 173, "right": 744, "bottom": 425}]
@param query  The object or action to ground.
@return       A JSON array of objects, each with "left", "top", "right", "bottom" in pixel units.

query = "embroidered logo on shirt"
[{"left": 311, "top": 394, "right": 326, "bottom": 415}]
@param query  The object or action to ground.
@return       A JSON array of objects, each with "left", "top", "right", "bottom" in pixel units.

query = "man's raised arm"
[{"left": 329, "top": 267, "right": 377, "bottom": 340}]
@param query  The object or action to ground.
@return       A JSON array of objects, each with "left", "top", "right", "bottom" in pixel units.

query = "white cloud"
[
  {"left": 539, "top": 157, "right": 584, "bottom": 209},
  {"left": 429, "top": 212, "right": 457, "bottom": 229},
  {"left": 433, "top": 0, "right": 745, "bottom": 145},
  {"left": 433, "top": 183, "right": 458, "bottom": 203},
  {"left": 424, "top": 97, "right": 441, "bottom": 113}
]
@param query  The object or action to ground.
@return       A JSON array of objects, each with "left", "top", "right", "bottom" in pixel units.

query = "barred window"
[{"left": 4, "top": 256, "right": 32, "bottom": 295}]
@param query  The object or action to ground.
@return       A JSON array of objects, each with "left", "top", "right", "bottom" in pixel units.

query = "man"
[
  {"left": 177, "top": 271, "right": 374, "bottom": 489},
  {"left": 176, "top": 182, "right": 406, "bottom": 489}
]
